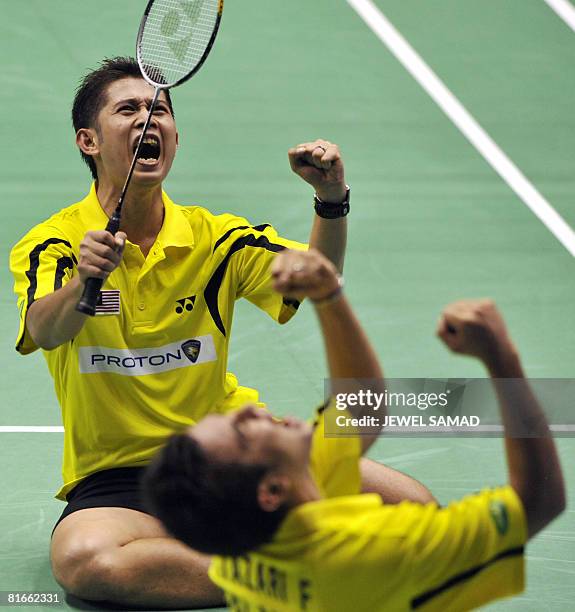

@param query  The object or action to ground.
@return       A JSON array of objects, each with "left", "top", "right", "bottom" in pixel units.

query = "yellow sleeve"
[
  {"left": 407, "top": 486, "right": 527, "bottom": 611},
  {"left": 231, "top": 223, "right": 307, "bottom": 324},
  {"left": 9, "top": 226, "right": 77, "bottom": 354},
  {"left": 309, "top": 403, "right": 362, "bottom": 498}
]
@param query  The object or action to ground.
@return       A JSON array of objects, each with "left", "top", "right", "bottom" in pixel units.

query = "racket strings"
[{"left": 140, "top": 0, "right": 220, "bottom": 86}]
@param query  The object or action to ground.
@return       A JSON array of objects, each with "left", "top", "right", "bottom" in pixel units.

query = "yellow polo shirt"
[
  {"left": 10, "top": 184, "right": 305, "bottom": 499},
  {"left": 210, "top": 408, "right": 527, "bottom": 611}
]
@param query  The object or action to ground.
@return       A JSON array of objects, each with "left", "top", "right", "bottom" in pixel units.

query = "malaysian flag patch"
[{"left": 95, "top": 290, "right": 121, "bottom": 316}]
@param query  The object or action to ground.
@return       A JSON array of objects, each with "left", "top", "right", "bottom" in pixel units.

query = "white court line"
[
  {"left": 545, "top": 0, "right": 575, "bottom": 33},
  {"left": 346, "top": 0, "right": 575, "bottom": 257},
  {"left": 0, "top": 426, "right": 63, "bottom": 432}
]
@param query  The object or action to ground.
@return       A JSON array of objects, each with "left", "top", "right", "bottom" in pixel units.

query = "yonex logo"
[
  {"left": 160, "top": 1, "right": 205, "bottom": 62},
  {"left": 175, "top": 295, "right": 196, "bottom": 314},
  {"left": 79, "top": 336, "right": 216, "bottom": 376}
]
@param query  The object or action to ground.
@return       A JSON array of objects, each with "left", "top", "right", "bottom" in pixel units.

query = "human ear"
[
  {"left": 76, "top": 128, "right": 100, "bottom": 157},
  {"left": 257, "top": 475, "right": 289, "bottom": 512}
]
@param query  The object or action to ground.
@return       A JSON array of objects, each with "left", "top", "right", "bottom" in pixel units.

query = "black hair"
[
  {"left": 142, "top": 433, "right": 288, "bottom": 556},
  {"left": 71, "top": 56, "right": 175, "bottom": 180}
]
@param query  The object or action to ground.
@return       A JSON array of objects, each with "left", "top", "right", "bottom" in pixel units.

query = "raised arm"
[
  {"left": 288, "top": 140, "right": 348, "bottom": 273},
  {"left": 271, "top": 249, "right": 384, "bottom": 453},
  {"left": 437, "top": 299, "right": 566, "bottom": 538}
]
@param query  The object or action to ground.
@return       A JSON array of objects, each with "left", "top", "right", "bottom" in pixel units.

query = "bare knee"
[{"left": 51, "top": 534, "right": 120, "bottom": 601}]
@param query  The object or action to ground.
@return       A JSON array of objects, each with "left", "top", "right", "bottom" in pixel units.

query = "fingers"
[
  {"left": 288, "top": 140, "right": 341, "bottom": 172},
  {"left": 436, "top": 299, "right": 512, "bottom": 363},
  {"left": 436, "top": 312, "right": 461, "bottom": 353},
  {"left": 271, "top": 251, "right": 302, "bottom": 294},
  {"left": 288, "top": 139, "right": 346, "bottom": 198},
  {"left": 436, "top": 301, "right": 479, "bottom": 352},
  {"left": 271, "top": 249, "right": 340, "bottom": 301},
  {"left": 78, "top": 230, "right": 126, "bottom": 282},
  {"left": 115, "top": 231, "right": 127, "bottom": 257}
]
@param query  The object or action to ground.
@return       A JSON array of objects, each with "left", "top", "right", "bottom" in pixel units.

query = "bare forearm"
[
  {"left": 27, "top": 277, "right": 88, "bottom": 349},
  {"left": 487, "top": 352, "right": 566, "bottom": 537},
  {"left": 271, "top": 249, "right": 383, "bottom": 451},
  {"left": 316, "top": 296, "right": 380, "bottom": 381},
  {"left": 309, "top": 216, "right": 347, "bottom": 273},
  {"left": 316, "top": 296, "right": 384, "bottom": 410},
  {"left": 316, "top": 296, "right": 385, "bottom": 452}
]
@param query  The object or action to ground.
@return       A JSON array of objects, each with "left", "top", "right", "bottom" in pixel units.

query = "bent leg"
[
  {"left": 51, "top": 507, "right": 223, "bottom": 609},
  {"left": 360, "top": 457, "right": 437, "bottom": 505}
]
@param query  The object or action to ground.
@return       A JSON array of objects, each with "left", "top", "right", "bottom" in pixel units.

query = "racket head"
[{"left": 137, "top": 0, "right": 224, "bottom": 89}]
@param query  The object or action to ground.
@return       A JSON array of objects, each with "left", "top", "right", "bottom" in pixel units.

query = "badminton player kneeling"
[{"left": 145, "top": 248, "right": 565, "bottom": 612}]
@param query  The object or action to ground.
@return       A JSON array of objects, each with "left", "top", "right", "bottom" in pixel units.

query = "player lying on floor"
[{"left": 144, "top": 248, "right": 565, "bottom": 611}]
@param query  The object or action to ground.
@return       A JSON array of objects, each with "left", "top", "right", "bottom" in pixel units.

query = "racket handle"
[
  {"left": 105, "top": 210, "right": 121, "bottom": 235},
  {"left": 76, "top": 277, "right": 104, "bottom": 316},
  {"left": 75, "top": 204, "right": 123, "bottom": 316}
]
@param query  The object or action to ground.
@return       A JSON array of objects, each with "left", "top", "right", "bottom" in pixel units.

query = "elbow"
[
  {"left": 36, "top": 339, "right": 61, "bottom": 351},
  {"left": 552, "top": 482, "right": 567, "bottom": 518},
  {"left": 26, "top": 321, "right": 60, "bottom": 351},
  {"left": 31, "top": 334, "right": 58, "bottom": 351},
  {"left": 26, "top": 308, "right": 63, "bottom": 351},
  {"left": 546, "top": 472, "right": 567, "bottom": 522},
  {"left": 531, "top": 495, "right": 566, "bottom": 538},
  {"left": 516, "top": 478, "right": 567, "bottom": 538}
]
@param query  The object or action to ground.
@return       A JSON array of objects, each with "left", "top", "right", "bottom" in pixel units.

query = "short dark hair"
[
  {"left": 142, "top": 433, "right": 288, "bottom": 556},
  {"left": 71, "top": 57, "right": 175, "bottom": 180}
]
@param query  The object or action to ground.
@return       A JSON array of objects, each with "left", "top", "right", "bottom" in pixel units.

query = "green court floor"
[{"left": 1, "top": 1, "right": 574, "bottom": 610}]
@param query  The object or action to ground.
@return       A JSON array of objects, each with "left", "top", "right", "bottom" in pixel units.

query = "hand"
[
  {"left": 271, "top": 249, "right": 341, "bottom": 302},
  {"left": 436, "top": 299, "right": 517, "bottom": 367},
  {"left": 288, "top": 139, "right": 346, "bottom": 203},
  {"left": 78, "top": 230, "right": 126, "bottom": 285}
]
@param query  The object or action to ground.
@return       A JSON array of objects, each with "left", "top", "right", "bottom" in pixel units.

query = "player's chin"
[
  {"left": 299, "top": 423, "right": 314, "bottom": 452},
  {"left": 133, "top": 158, "right": 171, "bottom": 182}
]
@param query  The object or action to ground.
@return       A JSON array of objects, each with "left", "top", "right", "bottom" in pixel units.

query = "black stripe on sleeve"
[
  {"left": 25, "top": 238, "right": 74, "bottom": 305},
  {"left": 54, "top": 254, "right": 78, "bottom": 291},
  {"left": 411, "top": 546, "right": 524, "bottom": 609},
  {"left": 213, "top": 224, "right": 271, "bottom": 253},
  {"left": 204, "top": 233, "right": 286, "bottom": 337},
  {"left": 311, "top": 400, "right": 331, "bottom": 429},
  {"left": 282, "top": 297, "right": 301, "bottom": 311}
]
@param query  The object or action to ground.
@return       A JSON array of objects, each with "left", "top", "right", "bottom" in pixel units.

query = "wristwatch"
[{"left": 313, "top": 185, "right": 350, "bottom": 219}]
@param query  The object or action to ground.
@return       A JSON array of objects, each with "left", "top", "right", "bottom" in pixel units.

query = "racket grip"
[
  {"left": 76, "top": 277, "right": 104, "bottom": 316},
  {"left": 76, "top": 203, "right": 122, "bottom": 315},
  {"left": 106, "top": 213, "right": 121, "bottom": 235}
]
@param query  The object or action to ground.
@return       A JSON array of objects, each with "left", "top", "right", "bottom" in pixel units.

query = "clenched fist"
[
  {"left": 271, "top": 249, "right": 342, "bottom": 303},
  {"left": 78, "top": 230, "right": 126, "bottom": 285},
  {"left": 288, "top": 139, "right": 346, "bottom": 203},
  {"left": 437, "top": 299, "right": 517, "bottom": 367}
]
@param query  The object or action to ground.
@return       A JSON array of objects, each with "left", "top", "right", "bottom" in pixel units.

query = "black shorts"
[{"left": 54, "top": 467, "right": 149, "bottom": 533}]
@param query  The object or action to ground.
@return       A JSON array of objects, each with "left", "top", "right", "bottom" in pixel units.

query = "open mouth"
[{"left": 133, "top": 135, "right": 161, "bottom": 165}]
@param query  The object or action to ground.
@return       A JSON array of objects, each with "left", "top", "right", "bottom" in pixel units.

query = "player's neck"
[
  {"left": 97, "top": 181, "right": 165, "bottom": 251},
  {"left": 291, "top": 472, "right": 322, "bottom": 506}
]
